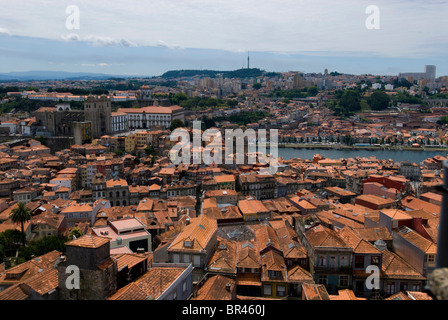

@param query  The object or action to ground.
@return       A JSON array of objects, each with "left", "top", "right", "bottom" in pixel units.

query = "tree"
[
  {"left": 69, "top": 227, "right": 83, "bottom": 240},
  {"left": 367, "top": 91, "right": 391, "bottom": 110},
  {"left": 170, "top": 119, "right": 185, "bottom": 131},
  {"left": 307, "top": 86, "right": 319, "bottom": 96},
  {"left": 253, "top": 83, "right": 262, "bottom": 90},
  {"left": 340, "top": 89, "right": 362, "bottom": 112},
  {"left": 10, "top": 203, "right": 32, "bottom": 245},
  {"left": 145, "top": 145, "right": 156, "bottom": 156}
]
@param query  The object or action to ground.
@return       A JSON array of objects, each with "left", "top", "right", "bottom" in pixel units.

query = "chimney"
[
  {"left": 374, "top": 238, "right": 387, "bottom": 251},
  {"left": 226, "top": 282, "right": 231, "bottom": 292}
]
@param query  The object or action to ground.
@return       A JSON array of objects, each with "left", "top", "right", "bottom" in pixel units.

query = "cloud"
[
  {"left": 83, "top": 35, "right": 137, "bottom": 47},
  {"left": 61, "top": 33, "right": 80, "bottom": 41},
  {"left": 81, "top": 63, "right": 110, "bottom": 67},
  {"left": 0, "top": 28, "right": 10, "bottom": 36},
  {"left": 157, "top": 40, "right": 183, "bottom": 50}
]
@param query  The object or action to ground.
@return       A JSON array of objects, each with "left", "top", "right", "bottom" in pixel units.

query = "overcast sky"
[{"left": 0, "top": 0, "right": 447, "bottom": 76}]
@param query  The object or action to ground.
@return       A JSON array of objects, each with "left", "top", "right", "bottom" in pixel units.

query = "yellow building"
[{"left": 125, "top": 134, "right": 136, "bottom": 153}]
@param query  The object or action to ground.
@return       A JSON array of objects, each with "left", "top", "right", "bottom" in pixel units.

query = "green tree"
[
  {"left": 10, "top": 203, "right": 32, "bottom": 244},
  {"left": 170, "top": 119, "right": 185, "bottom": 131},
  {"left": 367, "top": 91, "right": 391, "bottom": 110},
  {"left": 145, "top": 145, "right": 156, "bottom": 156},
  {"left": 307, "top": 86, "right": 319, "bottom": 96},
  {"left": 68, "top": 227, "right": 83, "bottom": 240},
  {"left": 340, "top": 89, "right": 361, "bottom": 113},
  {"left": 253, "top": 83, "right": 262, "bottom": 90}
]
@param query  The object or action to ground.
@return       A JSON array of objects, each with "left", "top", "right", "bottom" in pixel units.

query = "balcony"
[{"left": 314, "top": 265, "right": 353, "bottom": 274}]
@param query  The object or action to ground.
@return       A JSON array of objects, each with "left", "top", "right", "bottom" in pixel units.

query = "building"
[
  {"left": 238, "top": 199, "right": 271, "bottom": 222},
  {"left": 105, "top": 177, "right": 130, "bottom": 207},
  {"left": 355, "top": 194, "right": 395, "bottom": 210},
  {"left": 398, "top": 65, "right": 436, "bottom": 82},
  {"left": 300, "top": 224, "right": 353, "bottom": 294},
  {"left": 392, "top": 226, "right": 437, "bottom": 277},
  {"left": 117, "top": 105, "right": 184, "bottom": 130},
  {"left": 398, "top": 161, "right": 421, "bottom": 181},
  {"left": 92, "top": 217, "right": 152, "bottom": 253},
  {"left": 166, "top": 214, "right": 218, "bottom": 280},
  {"left": 107, "top": 262, "right": 193, "bottom": 300},
  {"left": 57, "top": 235, "right": 118, "bottom": 300},
  {"left": 84, "top": 95, "right": 112, "bottom": 139}
]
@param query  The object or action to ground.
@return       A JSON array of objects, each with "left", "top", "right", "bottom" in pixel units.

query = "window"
[
  {"left": 319, "top": 256, "right": 327, "bottom": 267},
  {"left": 183, "top": 254, "right": 190, "bottom": 263},
  {"left": 173, "top": 254, "right": 180, "bottom": 263},
  {"left": 355, "top": 256, "right": 365, "bottom": 269},
  {"left": 183, "top": 281, "right": 187, "bottom": 293},
  {"left": 371, "top": 256, "right": 380, "bottom": 266},
  {"left": 386, "top": 282, "right": 396, "bottom": 295},
  {"left": 193, "top": 255, "right": 201, "bottom": 267},
  {"left": 427, "top": 255, "right": 435, "bottom": 263},
  {"left": 263, "top": 284, "right": 272, "bottom": 296},
  {"left": 340, "top": 255, "right": 349, "bottom": 267},
  {"left": 329, "top": 256, "right": 337, "bottom": 268},
  {"left": 277, "top": 285, "right": 286, "bottom": 297},
  {"left": 318, "top": 275, "right": 327, "bottom": 286},
  {"left": 412, "top": 283, "right": 420, "bottom": 291},
  {"left": 339, "top": 275, "right": 349, "bottom": 288}
]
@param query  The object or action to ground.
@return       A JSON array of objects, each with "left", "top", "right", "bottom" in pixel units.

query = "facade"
[
  {"left": 92, "top": 217, "right": 152, "bottom": 253},
  {"left": 84, "top": 95, "right": 112, "bottom": 139},
  {"left": 57, "top": 235, "right": 118, "bottom": 300},
  {"left": 167, "top": 215, "right": 218, "bottom": 277},
  {"left": 116, "top": 105, "right": 184, "bottom": 130},
  {"left": 300, "top": 225, "right": 353, "bottom": 294}
]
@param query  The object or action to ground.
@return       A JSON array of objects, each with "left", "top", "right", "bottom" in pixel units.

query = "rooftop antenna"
[{"left": 247, "top": 51, "right": 250, "bottom": 69}]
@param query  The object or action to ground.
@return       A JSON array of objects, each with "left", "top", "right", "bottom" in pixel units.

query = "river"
[{"left": 276, "top": 147, "right": 446, "bottom": 164}]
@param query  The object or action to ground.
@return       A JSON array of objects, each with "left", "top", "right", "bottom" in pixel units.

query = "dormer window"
[{"left": 184, "top": 240, "right": 193, "bottom": 248}]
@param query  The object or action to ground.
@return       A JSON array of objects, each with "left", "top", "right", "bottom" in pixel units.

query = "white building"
[
  {"left": 111, "top": 112, "right": 129, "bottom": 133},
  {"left": 116, "top": 105, "right": 184, "bottom": 130}
]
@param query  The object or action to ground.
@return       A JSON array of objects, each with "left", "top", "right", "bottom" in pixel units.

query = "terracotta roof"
[
  {"left": 381, "top": 250, "right": 425, "bottom": 280},
  {"left": 113, "top": 253, "right": 149, "bottom": 271},
  {"left": 330, "top": 289, "right": 366, "bottom": 300},
  {"left": 22, "top": 268, "right": 58, "bottom": 296},
  {"left": 0, "top": 284, "right": 29, "bottom": 300},
  {"left": 107, "top": 265, "right": 187, "bottom": 300},
  {"left": 338, "top": 227, "right": 381, "bottom": 254},
  {"left": 191, "top": 275, "right": 235, "bottom": 300},
  {"left": 65, "top": 234, "right": 110, "bottom": 249},
  {"left": 287, "top": 265, "right": 313, "bottom": 282},
  {"left": 238, "top": 199, "right": 269, "bottom": 215},
  {"left": 395, "top": 226, "right": 437, "bottom": 254},
  {"left": 305, "top": 225, "right": 348, "bottom": 249},
  {"left": 260, "top": 250, "right": 287, "bottom": 283},
  {"left": 352, "top": 226, "right": 393, "bottom": 242},
  {"left": 236, "top": 241, "right": 261, "bottom": 269},
  {"left": 301, "top": 283, "right": 330, "bottom": 300},
  {"left": 168, "top": 214, "right": 217, "bottom": 253},
  {"left": 207, "top": 238, "right": 237, "bottom": 274}
]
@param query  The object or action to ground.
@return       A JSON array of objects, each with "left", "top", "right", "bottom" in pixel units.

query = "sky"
[{"left": 0, "top": 0, "right": 447, "bottom": 77}]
